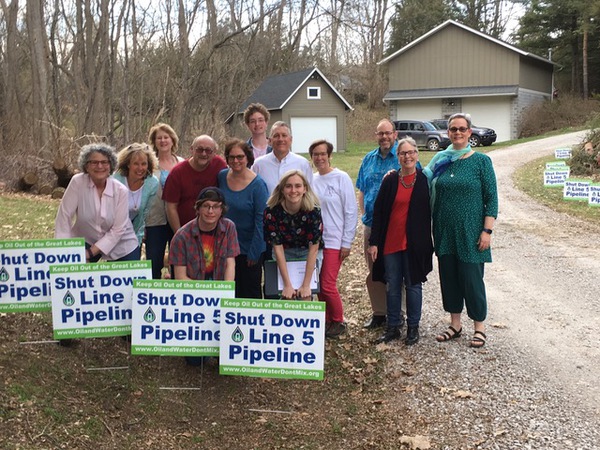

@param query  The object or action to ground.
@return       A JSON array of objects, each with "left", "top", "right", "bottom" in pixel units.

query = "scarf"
[{"left": 423, "top": 144, "right": 472, "bottom": 207}]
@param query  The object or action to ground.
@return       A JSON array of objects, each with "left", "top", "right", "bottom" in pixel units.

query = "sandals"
[
  {"left": 436, "top": 326, "right": 462, "bottom": 342},
  {"left": 470, "top": 331, "right": 487, "bottom": 348}
]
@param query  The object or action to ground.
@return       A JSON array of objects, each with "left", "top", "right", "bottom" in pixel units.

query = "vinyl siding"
[
  {"left": 282, "top": 78, "right": 347, "bottom": 152},
  {"left": 388, "top": 25, "right": 520, "bottom": 90}
]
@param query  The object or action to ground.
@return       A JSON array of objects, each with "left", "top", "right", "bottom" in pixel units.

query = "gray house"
[
  {"left": 226, "top": 67, "right": 353, "bottom": 153},
  {"left": 379, "top": 20, "right": 555, "bottom": 142}
]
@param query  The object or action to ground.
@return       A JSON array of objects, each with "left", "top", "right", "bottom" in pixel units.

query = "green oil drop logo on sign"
[
  {"left": 0, "top": 267, "right": 9, "bottom": 282},
  {"left": 62, "top": 290, "right": 75, "bottom": 307},
  {"left": 232, "top": 326, "right": 244, "bottom": 343},
  {"left": 144, "top": 307, "right": 156, "bottom": 323}
]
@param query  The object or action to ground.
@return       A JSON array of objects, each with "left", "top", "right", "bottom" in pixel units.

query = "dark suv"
[
  {"left": 393, "top": 120, "right": 450, "bottom": 151},
  {"left": 430, "top": 119, "right": 497, "bottom": 147}
]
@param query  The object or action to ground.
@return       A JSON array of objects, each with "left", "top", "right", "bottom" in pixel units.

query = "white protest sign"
[
  {"left": 554, "top": 148, "right": 572, "bottom": 159},
  {"left": 0, "top": 238, "right": 85, "bottom": 313},
  {"left": 589, "top": 184, "right": 600, "bottom": 207},
  {"left": 277, "top": 260, "right": 319, "bottom": 291},
  {"left": 545, "top": 161, "right": 567, "bottom": 169},
  {"left": 131, "top": 279, "right": 234, "bottom": 357},
  {"left": 219, "top": 298, "right": 325, "bottom": 380},
  {"left": 544, "top": 167, "right": 570, "bottom": 187},
  {"left": 563, "top": 178, "right": 590, "bottom": 201},
  {"left": 49, "top": 260, "right": 151, "bottom": 339}
]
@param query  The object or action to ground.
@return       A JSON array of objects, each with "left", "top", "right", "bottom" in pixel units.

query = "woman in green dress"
[{"left": 424, "top": 113, "right": 498, "bottom": 348}]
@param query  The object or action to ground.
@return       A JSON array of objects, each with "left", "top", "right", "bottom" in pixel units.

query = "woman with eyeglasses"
[
  {"left": 264, "top": 170, "right": 323, "bottom": 301},
  {"left": 217, "top": 138, "right": 268, "bottom": 298},
  {"left": 113, "top": 143, "right": 159, "bottom": 247},
  {"left": 55, "top": 143, "right": 140, "bottom": 262},
  {"left": 424, "top": 113, "right": 498, "bottom": 348},
  {"left": 367, "top": 137, "right": 433, "bottom": 345},
  {"left": 145, "top": 123, "right": 185, "bottom": 279},
  {"left": 310, "top": 140, "right": 357, "bottom": 338}
]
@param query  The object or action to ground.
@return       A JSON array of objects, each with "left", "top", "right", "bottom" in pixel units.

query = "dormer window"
[{"left": 307, "top": 87, "right": 321, "bottom": 99}]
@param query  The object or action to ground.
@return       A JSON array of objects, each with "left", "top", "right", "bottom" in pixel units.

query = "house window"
[{"left": 307, "top": 87, "right": 321, "bottom": 99}]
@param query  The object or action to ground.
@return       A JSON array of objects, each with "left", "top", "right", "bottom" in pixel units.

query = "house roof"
[
  {"left": 378, "top": 20, "right": 555, "bottom": 67},
  {"left": 225, "top": 67, "right": 353, "bottom": 123},
  {"left": 383, "top": 85, "right": 520, "bottom": 101}
]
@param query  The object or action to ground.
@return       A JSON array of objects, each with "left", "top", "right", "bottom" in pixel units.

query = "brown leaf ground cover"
[{"left": 0, "top": 223, "right": 420, "bottom": 449}]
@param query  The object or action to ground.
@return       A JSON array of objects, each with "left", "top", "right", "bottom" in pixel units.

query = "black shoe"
[
  {"left": 405, "top": 326, "right": 419, "bottom": 346},
  {"left": 326, "top": 321, "right": 347, "bottom": 339},
  {"left": 375, "top": 326, "right": 402, "bottom": 344},
  {"left": 363, "top": 315, "right": 386, "bottom": 329}
]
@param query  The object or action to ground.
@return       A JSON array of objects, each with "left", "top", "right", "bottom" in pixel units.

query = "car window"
[
  {"left": 398, "top": 122, "right": 408, "bottom": 131},
  {"left": 423, "top": 122, "right": 436, "bottom": 131}
]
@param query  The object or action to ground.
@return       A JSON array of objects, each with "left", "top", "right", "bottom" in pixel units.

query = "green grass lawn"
[
  {"left": 0, "top": 135, "right": 597, "bottom": 244},
  {"left": 513, "top": 155, "right": 600, "bottom": 223}
]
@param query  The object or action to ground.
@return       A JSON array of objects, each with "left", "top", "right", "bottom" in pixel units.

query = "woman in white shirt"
[
  {"left": 310, "top": 140, "right": 358, "bottom": 338},
  {"left": 55, "top": 143, "right": 139, "bottom": 262}
]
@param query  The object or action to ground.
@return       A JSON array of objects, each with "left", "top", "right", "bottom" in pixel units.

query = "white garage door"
[
  {"left": 394, "top": 99, "right": 441, "bottom": 122},
  {"left": 290, "top": 117, "right": 337, "bottom": 154},
  {"left": 462, "top": 97, "right": 512, "bottom": 143}
]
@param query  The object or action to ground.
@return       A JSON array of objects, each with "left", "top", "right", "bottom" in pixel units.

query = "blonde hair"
[
  {"left": 116, "top": 143, "right": 159, "bottom": 177},
  {"left": 267, "top": 170, "right": 320, "bottom": 211},
  {"left": 148, "top": 123, "right": 179, "bottom": 155}
]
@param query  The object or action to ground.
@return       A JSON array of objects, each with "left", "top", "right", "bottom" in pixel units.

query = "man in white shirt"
[{"left": 252, "top": 121, "right": 313, "bottom": 194}]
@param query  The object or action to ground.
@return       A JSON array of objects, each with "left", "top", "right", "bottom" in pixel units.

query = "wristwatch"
[{"left": 482, "top": 228, "right": 493, "bottom": 234}]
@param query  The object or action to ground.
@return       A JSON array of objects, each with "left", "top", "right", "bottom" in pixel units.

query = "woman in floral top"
[{"left": 264, "top": 170, "right": 323, "bottom": 300}]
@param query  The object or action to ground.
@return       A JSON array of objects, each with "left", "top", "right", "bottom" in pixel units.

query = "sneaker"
[
  {"left": 326, "top": 321, "right": 347, "bottom": 338},
  {"left": 362, "top": 314, "right": 386, "bottom": 329}
]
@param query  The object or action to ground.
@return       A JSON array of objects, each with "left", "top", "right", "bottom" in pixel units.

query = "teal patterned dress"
[{"left": 432, "top": 152, "right": 498, "bottom": 263}]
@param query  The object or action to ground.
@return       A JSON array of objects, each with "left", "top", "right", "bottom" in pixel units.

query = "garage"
[{"left": 290, "top": 117, "right": 337, "bottom": 154}]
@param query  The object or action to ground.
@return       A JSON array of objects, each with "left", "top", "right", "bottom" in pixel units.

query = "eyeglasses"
[
  {"left": 449, "top": 127, "right": 469, "bottom": 133},
  {"left": 227, "top": 154, "right": 246, "bottom": 161},
  {"left": 87, "top": 160, "right": 110, "bottom": 167},
  {"left": 376, "top": 131, "right": 394, "bottom": 137},
  {"left": 311, "top": 152, "right": 329, "bottom": 158},
  {"left": 398, "top": 150, "right": 417, "bottom": 157},
  {"left": 199, "top": 203, "right": 222, "bottom": 211},
  {"left": 194, "top": 147, "right": 214, "bottom": 154}
]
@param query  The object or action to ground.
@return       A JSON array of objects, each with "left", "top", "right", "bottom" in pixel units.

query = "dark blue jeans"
[
  {"left": 235, "top": 254, "right": 264, "bottom": 299},
  {"left": 116, "top": 246, "right": 141, "bottom": 261},
  {"left": 145, "top": 224, "right": 174, "bottom": 279},
  {"left": 383, "top": 250, "right": 422, "bottom": 327}
]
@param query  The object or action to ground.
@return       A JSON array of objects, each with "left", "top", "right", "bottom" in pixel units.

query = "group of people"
[
  {"left": 54, "top": 103, "right": 357, "bottom": 340},
  {"left": 54, "top": 107, "right": 498, "bottom": 348},
  {"left": 359, "top": 114, "right": 498, "bottom": 348}
]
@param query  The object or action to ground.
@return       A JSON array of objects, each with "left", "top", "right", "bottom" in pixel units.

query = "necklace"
[
  {"left": 130, "top": 188, "right": 142, "bottom": 212},
  {"left": 400, "top": 172, "right": 416, "bottom": 188}
]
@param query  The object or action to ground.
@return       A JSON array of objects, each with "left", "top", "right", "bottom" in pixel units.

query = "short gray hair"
[
  {"left": 448, "top": 113, "right": 472, "bottom": 128},
  {"left": 270, "top": 121, "right": 292, "bottom": 138},
  {"left": 78, "top": 143, "right": 117, "bottom": 174},
  {"left": 397, "top": 137, "right": 418, "bottom": 151}
]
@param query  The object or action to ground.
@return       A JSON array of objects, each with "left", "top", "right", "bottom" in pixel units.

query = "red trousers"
[{"left": 318, "top": 248, "right": 344, "bottom": 323}]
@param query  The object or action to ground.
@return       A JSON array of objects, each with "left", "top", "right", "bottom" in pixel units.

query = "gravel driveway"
[{"left": 379, "top": 131, "right": 600, "bottom": 449}]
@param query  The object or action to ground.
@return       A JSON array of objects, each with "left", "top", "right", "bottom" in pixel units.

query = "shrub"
[{"left": 519, "top": 94, "right": 600, "bottom": 138}]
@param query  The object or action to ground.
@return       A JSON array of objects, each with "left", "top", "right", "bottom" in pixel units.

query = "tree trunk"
[
  {"left": 582, "top": 22, "right": 588, "bottom": 99},
  {"left": 19, "top": 172, "right": 39, "bottom": 191},
  {"left": 53, "top": 157, "right": 75, "bottom": 188}
]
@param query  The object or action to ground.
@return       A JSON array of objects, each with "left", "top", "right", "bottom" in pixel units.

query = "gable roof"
[
  {"left": 226, "top": 67, "right": 353, "bottom": 123},
  {"left": 378, "top": 20, "right": 554, "bottom": 67}
]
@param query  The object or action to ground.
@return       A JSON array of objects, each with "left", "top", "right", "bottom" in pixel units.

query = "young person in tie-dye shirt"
[{"left": 169, "top": 187, "right": 239, "bottom": 281}]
